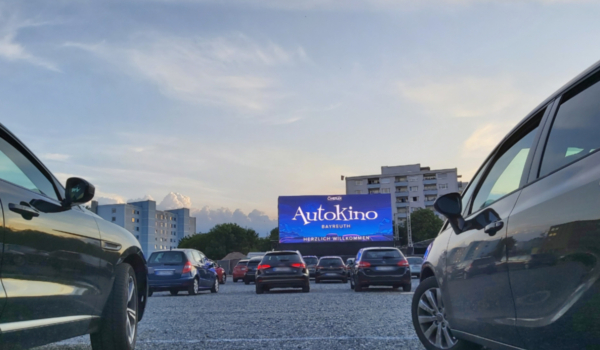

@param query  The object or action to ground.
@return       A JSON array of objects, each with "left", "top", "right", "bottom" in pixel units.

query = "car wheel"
[
  {"left": 354, "top": 277, "right": 363, "bottom": 292},
  {"left": 302, "top": 281, "right": 310, "bottom": 293},
  {"left": 221, "top": 274, "right": 227, "bottom": 284},
  {"left": 90, "top": 263, "right": 138, "bottom": 350},
  {"left": 392, "top": 285, "right": 400, "bottom": 290},
  {"left": 350, "top": 277, "right": 355, "bottom": 289},
  {"left": 244, "top": 278, "right": 250, "bottom": 285},
  {"left": 315, "top": 279, "right": 320, "bottom": 283},
  {"left": 403, "top": 284, "right": 412, "bottom": 292},
  {"left": 342, "top": 278, "right": 348, "bottom": 283},
  {"left": 188, "top": 277, "right": 200, "bottom": 295},
  {"left": 233, "top": 278, "right": 238, "bottom": 283},
  {"left": 412, "top": 277, "right": 482, "bottom": 350},
  {"left": 170, "top": 289, "right": 178, "bottom": 296},
  {"left": 256, "top": 283, "right": 264, "bottom": 294},
  {"left": 211, "top": 278, "right": 219, "bottom": 293}
]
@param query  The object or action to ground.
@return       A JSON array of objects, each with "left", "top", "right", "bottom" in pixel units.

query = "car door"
[
  {"left": 0, "top": 131, "right": 103, "bottom": 326},
  {"left": 443, "top": 110, "right": 546, "bottom": 347},
  {"left": 506, "top": 70, "right": 600, "bottom": 349},
  {"left": 194, "top": 251, "right": 212, "bottom": 287}
]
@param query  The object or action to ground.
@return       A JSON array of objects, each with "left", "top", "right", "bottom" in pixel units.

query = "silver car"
[{"left": 407, "top": 257, "right": 423, "bottom": 278}]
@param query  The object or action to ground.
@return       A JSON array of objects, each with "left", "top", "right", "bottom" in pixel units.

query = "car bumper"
[
  {"left": 356, "top": 271, "right": 411, "bottom": 286},
  {"left": 149, "top": 276, "right": 195, "bottom": 291},
  {"left": 233, "top": 272, "right": 246, "bottom": 279},
  {"left": 315, "top": 272, "right": 346, "bottom": 280},
  {"left": 256, "top": 275, "right": 309, "bottom": 288},
  {"left": 245, "top": 273, "right": 256, "bottom": 281}
]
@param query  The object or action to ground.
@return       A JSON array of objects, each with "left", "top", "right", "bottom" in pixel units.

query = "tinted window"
[
  {"left": 363, "top": 249, "right": 402, "bottom": 259},
  {"left": 248, "top": 259, "right": 261, "bottom": 267},
  {"left": 471, "top": 124, "right": 539, "bottom": 212},
  {"left": 0, "top": 136, "right": 58, "bottom": 201},
  {"left": 460, "top": 158, "right": 490, "bottom": 215},
  {"left": 540, "top": 74, "right": 600, "bottom": 177},
  {"left": 148, "top": 251, "right": 186, "bottom": 264},
  {"left": 262, "top": 253, "right": 301, "bottom": 263},
  {"left": 236, "top": 261, "right": 248, "bottom": 266},
  {"left": 318, "top": 258, "right": 344, "bottom": 266},
  {"left": 407, "top": 257, "right": 423, "bottom": 264},
  {"left": 303, "top": 257, "right": 318, "bottom": 265}
]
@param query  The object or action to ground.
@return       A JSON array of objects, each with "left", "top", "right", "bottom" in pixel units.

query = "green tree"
[
  {"left": 410, "top": 209, "right": 444, "bottom": 242},
  {"left": 178, "top": 223, "right": 261, "bottom": 260}
]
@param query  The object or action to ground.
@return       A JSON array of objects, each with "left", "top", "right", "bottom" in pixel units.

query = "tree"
[
  {"left": 178, "top": 223, "right": 261, "bottom": 260},
  {"left": 410, "top": 209, "right": 444, "bottom": 242}
]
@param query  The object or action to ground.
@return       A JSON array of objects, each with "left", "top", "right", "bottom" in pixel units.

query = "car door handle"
[
  {"left": 9, "top": 202, "right": 40, "bottom": 219},
  {"left": 484, "top": 220, "right": 504, "bottom": 236}
]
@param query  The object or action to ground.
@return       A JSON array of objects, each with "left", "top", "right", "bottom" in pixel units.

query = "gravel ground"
[{"left": 36, "top": 278, "right": 424, "bottom": 350}]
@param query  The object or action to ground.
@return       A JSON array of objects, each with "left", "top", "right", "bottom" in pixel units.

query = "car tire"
[
  {"left": 90, "top": 263, "right": 138, "bottom": 350},
  {"left": 403, "top": 284, "right": 412, "bottom": 292},
  {"left": 233, "top": 278, "right": 238, "bottom": 283},
  {"left": 315, "top": 279, "right": 320, "bottom": 284},
  {"left": 412, "top": 277, "right": 482, "bottom": 350},
  {"left": 350, "top": 277, "right": 355, "bottom": 289},
  {"left": 342, "top": 278, "right": 348, "bottom": 283},
  {"left": 392, "top": 285, "right": 400, "bottom": 290},
  {"left": 188, "top": 277, "right": 200, "bottom": 295},
  {"left": 221, "top": 274, "right": 227, "bottom": 284},
  {"left": 302, "top": 281, "right": 310, "bottom": 293},
  {"left": 244, "top": 278, "right": 250, "bottom": 285},
  {"left": 354, "top": 277, "right": 363, "bottom": 292},
  {"left": 211, "top": 278, "right": 219, "bottom": 293},
  {"left": 256, "top": 283, "right": 264, "bottom": 294},
  {"left": 170, "top": 289, "right": 178, "bottom": 296}
]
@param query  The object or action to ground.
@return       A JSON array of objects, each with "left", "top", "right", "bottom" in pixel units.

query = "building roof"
[{"left": 346, "top": 167, "right": 458, "bottom": 180}]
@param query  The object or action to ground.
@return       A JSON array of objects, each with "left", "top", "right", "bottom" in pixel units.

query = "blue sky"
[{"left": 1, "top": 0, "right": 600, "bottom": 234}]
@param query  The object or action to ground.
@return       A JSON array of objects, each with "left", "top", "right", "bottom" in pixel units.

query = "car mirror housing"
[
  {"left": 434, "top": 193, "right": 466, "bottom": 234},
  {"left": 63, "top": 177, "right": 95, "bottom": 207}
]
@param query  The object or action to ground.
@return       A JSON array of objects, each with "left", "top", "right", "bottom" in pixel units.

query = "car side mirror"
[
  {"left": 63, "top": 177, "right": 95, "bottom": 207},
  {"left": 434, "top": 192, "right": 465, "bottom": 234}
]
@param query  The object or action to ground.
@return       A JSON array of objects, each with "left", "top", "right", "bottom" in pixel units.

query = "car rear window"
[
  {"left": 262, "top": 253, "right": 302, "bottom": 263},
  {"left": 303, "top": 257, "right": 318, "bottom": 265},
  {"left": 236, "top": 261, "right": 248, "bottom": 266},
  {"left": 318, "top": 258, "right": 344, "bottom": 266},
  {"left": 248, "top": 259, "right": 261, "bottom": 267},
  {"left": 407, "top": 257, "right": 423, "bottom": 264},
  {"left": 363, "top": 250, "right": 402, "bottom": 259},
  {"left": 148, "top": 251, "right": 186, "bottom": 265}
]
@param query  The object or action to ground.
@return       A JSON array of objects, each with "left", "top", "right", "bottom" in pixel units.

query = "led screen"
[{"left": 278, "top": 194, "right": 393, "bottom": 244}]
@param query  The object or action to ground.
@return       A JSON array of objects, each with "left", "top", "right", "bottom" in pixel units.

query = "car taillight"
[
  {"left": 358, "top": 261, "right": 371, "bottom": 268},
  {"left": 397, "top": 259, "right": 409, "bottom": 267},
  {"left": 182, "top": 261, "right": 193, "bottom": 274},
  {"left": 291, "top": 263, "right": 305, "bottom": 268},
  {"left": 257, "top": 264, "right": 271, "bottom": 270}
]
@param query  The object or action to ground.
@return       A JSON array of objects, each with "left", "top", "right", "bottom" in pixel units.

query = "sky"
[{"left": 1, "top": 0, "right": 600, "bottom": 235}]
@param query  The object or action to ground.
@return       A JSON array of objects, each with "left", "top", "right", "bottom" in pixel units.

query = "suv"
[
  {"left": 254, "top": 251, "right": 310, "bottom": 294},
  {"left": 148, "top": 249, "right": 219, "bottom": 296},
  {"left": 303, "top": 255, "right": 318, "bottom": 277},
  {"left": 349, "top": 247, "right": 411, "bottom": 292},
  {"left": 0, "top": 124, "right": 148, "bottom": 349},
  {"left": 315, "top": 256, "right": 347, "bottom": 283},
  {"left": 412, "top": 60, "right": 600, "bottom": 350}
]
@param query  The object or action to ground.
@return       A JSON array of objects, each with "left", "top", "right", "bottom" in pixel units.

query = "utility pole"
[{"left": 406, "top": 207, "right": 414, "bottom": 255}]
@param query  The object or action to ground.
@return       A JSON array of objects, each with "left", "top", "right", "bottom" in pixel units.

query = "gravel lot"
[{"left": 37, "top": 278, "right": 424, "bottom": 350}]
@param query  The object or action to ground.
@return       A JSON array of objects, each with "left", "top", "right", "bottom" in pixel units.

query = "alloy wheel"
[
  {"left": 417, "top": 287, "right": 457, "bottom": 349},
  {"left": 215, "top": 279, "right": 219, "bottom": 292},
  {"left": 193, "top": 278, "right": 199, "bottom": 293},
  {"left": 126, "top": 276, "right": 137, "bottom": 345}
]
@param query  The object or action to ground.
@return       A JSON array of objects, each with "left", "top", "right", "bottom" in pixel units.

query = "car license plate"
[
  {"left": 325, "top": 273, "right": 338, "bottom": 276},
  {"left": 155, "top": 270, "right": 174, "bottom": 276},
  {"left": 375, "top": 266, "right": 395, "bottom": 271},
  {"left": 272, "top": 267, "right": 291, "bottom": 272}
]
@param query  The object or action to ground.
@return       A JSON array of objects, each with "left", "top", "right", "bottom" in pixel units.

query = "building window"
[
  {"left": 409, "top": 186, "right": 418, "bottom": 192},
  {"left": 397, "top": 207, "right": 408, "bottom": 213},
  {"left": 395, "top": 176, "right": 407, "bottom": 182},
  {"left": 131, "top": 218, "right": 135, "bottom": 223},
  {"left": 396, "top": 186, "right": 408, "bottom": 193},
  {"left": 437, "top": 173, "right": 448, "bottom": 180},
  {"left": 408, "top": 176, "right": 419, "bottom": 182},
  {"left": 426, "top": 195, "right": 437, "bottom": 201},
  {"left": 411, "top": 196, "right": 419, "bottom": 202},
  {"left": 111, "top": 217, "right": 116, "bottom": 222},
  {"left": 396, "top": 197, "right": 408, "bottom": 203},
  {"left": 367, "top": 178, "right": 380, "bottom": 185},
  {"left": 424, "top": 174, "right": 436, "bottom": 180},
  {"left": 111, "top": 208, "right": 116, "bottom": 213},
  {"left": 368, "top": 189, "right": 380, "bottom": 194},
  {"left": 154, "top": 245, "right": 157, "bottom": 249},
  {"left": 380, "top": 178, "right": 391, "bottom": 184},
  {"left": 136, "top": 219, "right": 139, "bottom": 223},
  {"left": 438, "top": 183, "right": 448, "bottom": 189},
  {"left": 355, "top": 180, "right": 363, "bottom": 185},
  {"left": 381, "top": 188, "right": 391, "bottom": 193},
  {"left": 136, "top": 227, "right": 139, "bottom": 231}
]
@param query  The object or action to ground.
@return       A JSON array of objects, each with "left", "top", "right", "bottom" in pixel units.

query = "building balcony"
[
  {"left": 395, "top": 212, "right": 407, "bottom": 218},
  {"left": 396, "top": 202, "right": 408, "bottom": 208},
  {"left": 424, "top": 189, "right": 438, "bottom": 196},
  {"left": 423, "top": 179, "right": 437, "bottom": 185},
  {"left": 395, "top": 191, "right": 408, "bottom": 195},
  {"left": 367, "top": 183, "right": 381, "bottom": 188},
  {"left": 425, "top": 200, "right": 436, "bottom": 206},
  {"left": 394, "top": 181, "right": 408, "bottom": 186}
]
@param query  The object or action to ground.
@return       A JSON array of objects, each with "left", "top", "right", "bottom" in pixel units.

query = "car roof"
[
  {"left": 266, "top": 250, "right": 300, "bottom": 255},
  {"left": 362, "top": 247, "right": 400, "bottom": 251},
  {"left": 249, "top": 257, "right": 263, "bottom": 261},
  {"left": 302, "top": 255, "right": 317, "bottom": 258},
  {"left": 320, "top": 256, "right": 343, "bottom": 259}
]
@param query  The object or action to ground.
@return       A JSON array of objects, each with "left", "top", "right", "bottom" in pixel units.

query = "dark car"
[
  {"left": 346, "top": 258, "right": 355, "bottom": 277},
  {"left": 407, "top": 256, "right": 424, "bottom": 278},
  {"left": 349, "top": 247, "right": 411, "bottom": 292},
  {"left": 254, "top": 251, "right": 310, "bottom": 294},
  {"left": 412, "top": 60, "right": 600, "bottom": 350},
  {"left": 0, "top": 124, "right": 148, "bottom": 349},
  {"left": 148, "top": 249, "right": 218, "bottom": 296},
  {"left": 244, "top": 257, "right": 262, "bottom": 284},
  {"left": 315, "top": 256, "right": 348, "bottom": 283},
  {"left": 303, "top": 255, "right": 318, "bottom": 277}
]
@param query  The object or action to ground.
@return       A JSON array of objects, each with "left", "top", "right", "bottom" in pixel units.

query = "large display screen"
[{"left": 278, "top": 194, "right": 393, "bottom": 244}]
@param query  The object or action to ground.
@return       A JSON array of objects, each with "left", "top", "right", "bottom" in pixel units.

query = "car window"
[
  {"left": 148, "top": 251, "right": 186, "bottom": 264},
  {"left": 363, "top": 249, "right": 402, "bottom": 259},
  {"left": 318, "top": 258, "right": 344, "bottom": 266},
  {"left": 540, "top": 73, "right": 600, "bottom": 177},
  {"left": 192, "top": 251, "right": 202, "bottom": 263},
  {"left": 407, "top": 257, "right": 423, "bottom": 264},
  {"left": 262, "top": 253, "right": 302, "bottom": 263},
  {"left": 460, "top": 158, "right": 491, "bottom": 215},
  {"left": 303, "top": 257, "right": 318, "bottom": 265},
  {"left": 0, "top": 136, "right": 59, "bottom": 201},
  {"left": 236, "top": 261, "right": 248, "bottom": 266},
  {"left": 248, "top": 259, "right": 261, "bottom": 267},
  {"left": 471, "top": 123, "right": 539, "bottom": 212}
]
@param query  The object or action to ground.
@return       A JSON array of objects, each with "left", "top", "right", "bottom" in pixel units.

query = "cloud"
[
  {"left": 462, "top": 122, "right": 514, "bottom": 159},
  {"left": 192, "top": 206, "right": 277, "bottom": 236},
  {"left": 0, "top": 14, "right": 59, "bottom": 71},
  {"left": 128, "top": 194, "right": 155, "bottom": 203},
  {"left": 40, "top": 153, "right": 70, "bottom": 162},
  {"left": 157, "top": 192, "right": 192, "bottom": 210},
  {"left": 65, "top": 34, "right": 308, "bottom": 114}
]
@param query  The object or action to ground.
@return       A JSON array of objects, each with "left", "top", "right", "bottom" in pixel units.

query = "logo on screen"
[
  {"left": 292, "top": 205, "right": 378, "bottom": 225},
  {"left": 327, "top": 196, "right": 342, "bottom": 201}
]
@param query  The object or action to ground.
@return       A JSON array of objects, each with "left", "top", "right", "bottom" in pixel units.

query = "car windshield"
[
  {"left": 407, "top": 257, "right": 423, "bottom": 264},
  {"left": 318, "top": 258, "right": 344, "bottom": 266},
  {"left": 148, "top": 251, "right": 186, "bottom": 265},
  {"left": 363, "top": 250, "right": 402, "bottom": 259},
  {"left": 236, "top": 261, "right": 248, "bottom": 267},
  {"left": 263, "top": 253, "right": 302, "bottom": 263},
  {"left": 303, "top": 257, "right": 318, "bottom": 265}
]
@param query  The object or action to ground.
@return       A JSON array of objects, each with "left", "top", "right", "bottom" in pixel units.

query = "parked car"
[
  {"left": 254, "top": 251, "right": 310, "bottom": 294},
  {"left": 349, "top": 247, "right": 411, "bottom": 292},
  {"left": 148, "top": 249, "right": 219, "bottom": 296},
  {"left": 315, "top": 256, "right": 348, "bottom": 283},
  {"left": 209, "top": 260, "right": 227, "bottom": 284},
  {"left": 407, "top": 256, "right": 424, "bottom": 278},
  {"left": 233, "top": 259, "right": 249, "bottom": 282},
  {"left": 413, "top": 60, "right": 600, "bottom": 350},
  {"left": 346, "top": 258, "right": 355, "bottom": 277},
  {"left": 244, "top": 257, "right": 262, "bottom": 284},
  {"left": 303, "top": 255, "right": 318, "bottom": 277},
  {"left": 0, "top": 124, "right": 148, "bottom": 350}
]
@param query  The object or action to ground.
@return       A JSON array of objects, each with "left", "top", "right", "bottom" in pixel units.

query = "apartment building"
[
  {"left": 345, "top": 164, "right": 463, "bottom": 226},
  {"left": 93, "top": 200, "right": 196, "bottom": 255}
]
